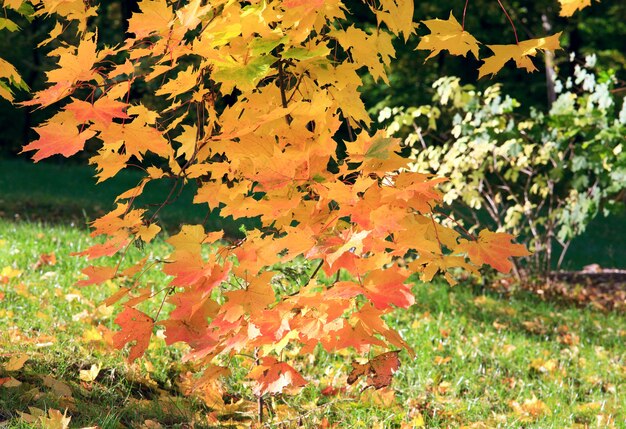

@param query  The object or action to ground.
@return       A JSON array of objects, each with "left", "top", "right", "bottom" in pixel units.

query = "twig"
[{"left": 495, "top": 0, "right": 519, "bottom": 44}]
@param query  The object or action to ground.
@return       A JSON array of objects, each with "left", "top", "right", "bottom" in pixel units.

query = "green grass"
[
  {"left": 1, "top": 219, "right": 625, "bottom": 428},
  {"left": 0, "top": 158, "right": 256, "bottom": 237}
]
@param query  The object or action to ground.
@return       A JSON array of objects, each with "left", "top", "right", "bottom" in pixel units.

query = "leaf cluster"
[{"left": 5, "top": 0, "right": 582, "bottom": 399}]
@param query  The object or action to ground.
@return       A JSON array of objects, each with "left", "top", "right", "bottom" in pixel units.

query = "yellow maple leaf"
[
  {"left": 127, "top": 0, "right": 174, "bottom": 39},
  {"left": 478, "top": 32, "right": 562, "bottom": 79},
  {"left": 416, "top": 12, "right": 480, "bottom": 60},
  {"left": 375, "top": 0, "right": 415, "bottom": 41},
  {"left": 19, "top": 407, "right": 71, "bottom": 429},
  {"left": 330, "top": 26, "right": 395, "bottom": 83},
  {"left": 558, "top": 0, "right": 594, "bottom": 17}
]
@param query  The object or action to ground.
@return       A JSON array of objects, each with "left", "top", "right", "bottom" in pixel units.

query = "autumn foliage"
[{"left": 1, "top": 0, "right": 594, "bottom": 398}]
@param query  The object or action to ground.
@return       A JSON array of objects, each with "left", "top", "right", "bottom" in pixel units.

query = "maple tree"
[{"left": 4, "top": 0, "right": 597, "bottom": 414}]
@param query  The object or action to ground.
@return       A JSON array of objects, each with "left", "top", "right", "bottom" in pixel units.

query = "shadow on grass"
[{"left": 0, "top": 158, "right": 257, "bottom": 237}]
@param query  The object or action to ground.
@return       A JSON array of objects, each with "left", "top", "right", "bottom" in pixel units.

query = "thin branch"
[
  {"left": 304, "top": 259, "right": 325, "bottom": 287},
  {"left": 433, "top": 209, "right": 476, "bottom": 241}
]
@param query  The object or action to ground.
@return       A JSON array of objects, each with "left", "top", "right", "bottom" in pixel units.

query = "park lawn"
[{"left": 0, "top": 219, "right": 625, "bottom": 428}]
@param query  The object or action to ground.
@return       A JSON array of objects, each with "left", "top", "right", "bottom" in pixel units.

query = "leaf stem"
[
  {"left": 496, "top": 0, "right": 519, "bottom": 44},
  {"left": 462, "top": 0, "right": 470, "bottom": 31},
  {"left": 433, "top": 209, "right": 476, "bottom": 241}
]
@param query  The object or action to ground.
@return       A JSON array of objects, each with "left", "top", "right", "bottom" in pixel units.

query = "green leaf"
[
  {"left": 366, "top": 136, "right": 396, "bottom": 159},
  {"left": 0, "top": 18, "right": 20, "bottom": 32},
  {"left": 282, "top": 45, "right": 330, "bottom": 61},
  {"left": 213, "top": 55, "right": 277, "bottom": 92},
  {"left": 250, "top": 36, "right": 288, "bottom": 56}
]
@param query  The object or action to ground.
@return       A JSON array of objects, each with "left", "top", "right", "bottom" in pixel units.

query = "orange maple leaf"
[
  {"left": 456, "top": 230, "right": 530, "bottom": 273},
  {"left": 248, "top": 356, "right": 307, "bottom": 396},
  {"left": 112, "top": 307, "right": 154, "bottom": 362},
  {"left": 65, "top": 96, "right": 130, "bottom": 125},
  {"left": 21, "top": 122, "right": 97, "bottom": 162},
  {"left": 76, "top": 265, "right": 117, "bottom": 287}
]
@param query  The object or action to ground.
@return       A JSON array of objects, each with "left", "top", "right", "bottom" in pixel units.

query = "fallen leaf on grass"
[
  {"left": 3, "top": 353, "right": 28, "bottom": 371},
  {"left": 509, "top": 397, "right": 551, "bottom": 421},
  {"left": 521, "top": 318, "right": 547, "bottom": 335},
  {"left": 79, "top": 364, "right": 101, "bottom": 382},
  {"left": 433, "top": 356, "right": 451, "bottom": 366},
  {"left": 361, "top": 386, "right": 396, "bottom": 407},
  {"left": 34, "top": 252, "right": 57, "bottom": 269},
  {"left": 529, "top": 358, "right": 559, "bottom": 375},
  {"left": 401, "top": 414, "right": 425, "bottom": 428},
  {"left": 18, "top": 407, "right": 71, "bottom": 429},
  {"left": 42, "top": 375, "right": 73, "bottom": 397},
  {"left": 15, "top": 283, "right": 32, "bottom": 298},
  {"left": 1, "top": 266, "right": 22, "bottom": 282},
  {"left": 0, "top": 376, "right": 22, "bottom": 387}
]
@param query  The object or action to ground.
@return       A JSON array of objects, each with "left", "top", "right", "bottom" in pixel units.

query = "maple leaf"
[
  {"left": 65, "top": 96, "right": 130, "bottom": 125},
  {"left": 212, "top": 54, "right": 277, "bottom": 93},
  {"left": 248, "top": 356, "right": 307, "bottom": 396},
  {"left": 362, "top": 269, "right": 414, "bottom": 309},
  {"left": 18, "top": 408, "right": 71, "bottom": 429},
  {"left": 128, "top": 0, "right": 174, "bottom": 39},
  {"left": 221, "top": 271, "right": 276, "bottom": 322},
  {"left": 456, "top": 230, "right": 530, "bottom": 273},
  {"left": 558, "top": 0, "right": 594, "bottom": 17},
  {"left": 330, "top": 26, "right": 395, "bottom": 83},
  {"left": 478, "top": 33, "right": 562, "bottom": 79},
  {"left": 112, "top": 307, "right": 154, "bottom": 362},
  {"left": 21, "top": 122, "right": 97, "bottom": 162},
  {"left": 346, "top": 131, "right": 407, "bottom": 174},
  {"left": 76, "top": 265, "right": 117, "bottom": 287},
  {"left": 20, "top": 81, "right": 74, "bottom": 107},
  {"left": 347, "top": 351, "right": 400, "bottom": 389},
  {"left": 163, "top": 225, "right": 214, "bottom": 286},
  {"left": 416, "top": 12, "right": 480, "bottom": 60},
  {"left": 45, "top": 35, "right": 98, "bottom": 85},
  {"left": 95, "top": 120, "right": 172, "bottom": 160},
  {"left": 0, "top": 57, "right": 28, "bottom": 102},
  {"left": 375, "top": 0, "right": 415, "bottom": 41}
]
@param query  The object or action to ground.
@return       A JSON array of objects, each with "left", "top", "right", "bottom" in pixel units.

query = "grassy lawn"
[
  {"left": 1, "top": 219, "right": 625, "bottom": 428},
  {"left": 0, "top": 158, "right": 256, "bottom": 238}
]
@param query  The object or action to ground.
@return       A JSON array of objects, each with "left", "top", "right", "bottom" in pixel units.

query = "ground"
[{"left": 1, "top": 219, "right": 625, "bottom": 428}]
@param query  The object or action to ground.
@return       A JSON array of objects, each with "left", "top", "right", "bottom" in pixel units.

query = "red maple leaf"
[{"left": 112, "top": 307, "right": 154, "bottom": 362}]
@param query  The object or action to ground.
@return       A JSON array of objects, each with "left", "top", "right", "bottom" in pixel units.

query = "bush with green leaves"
[{"left": 380, "top": 56, "right": 626, "bottom": 277}]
